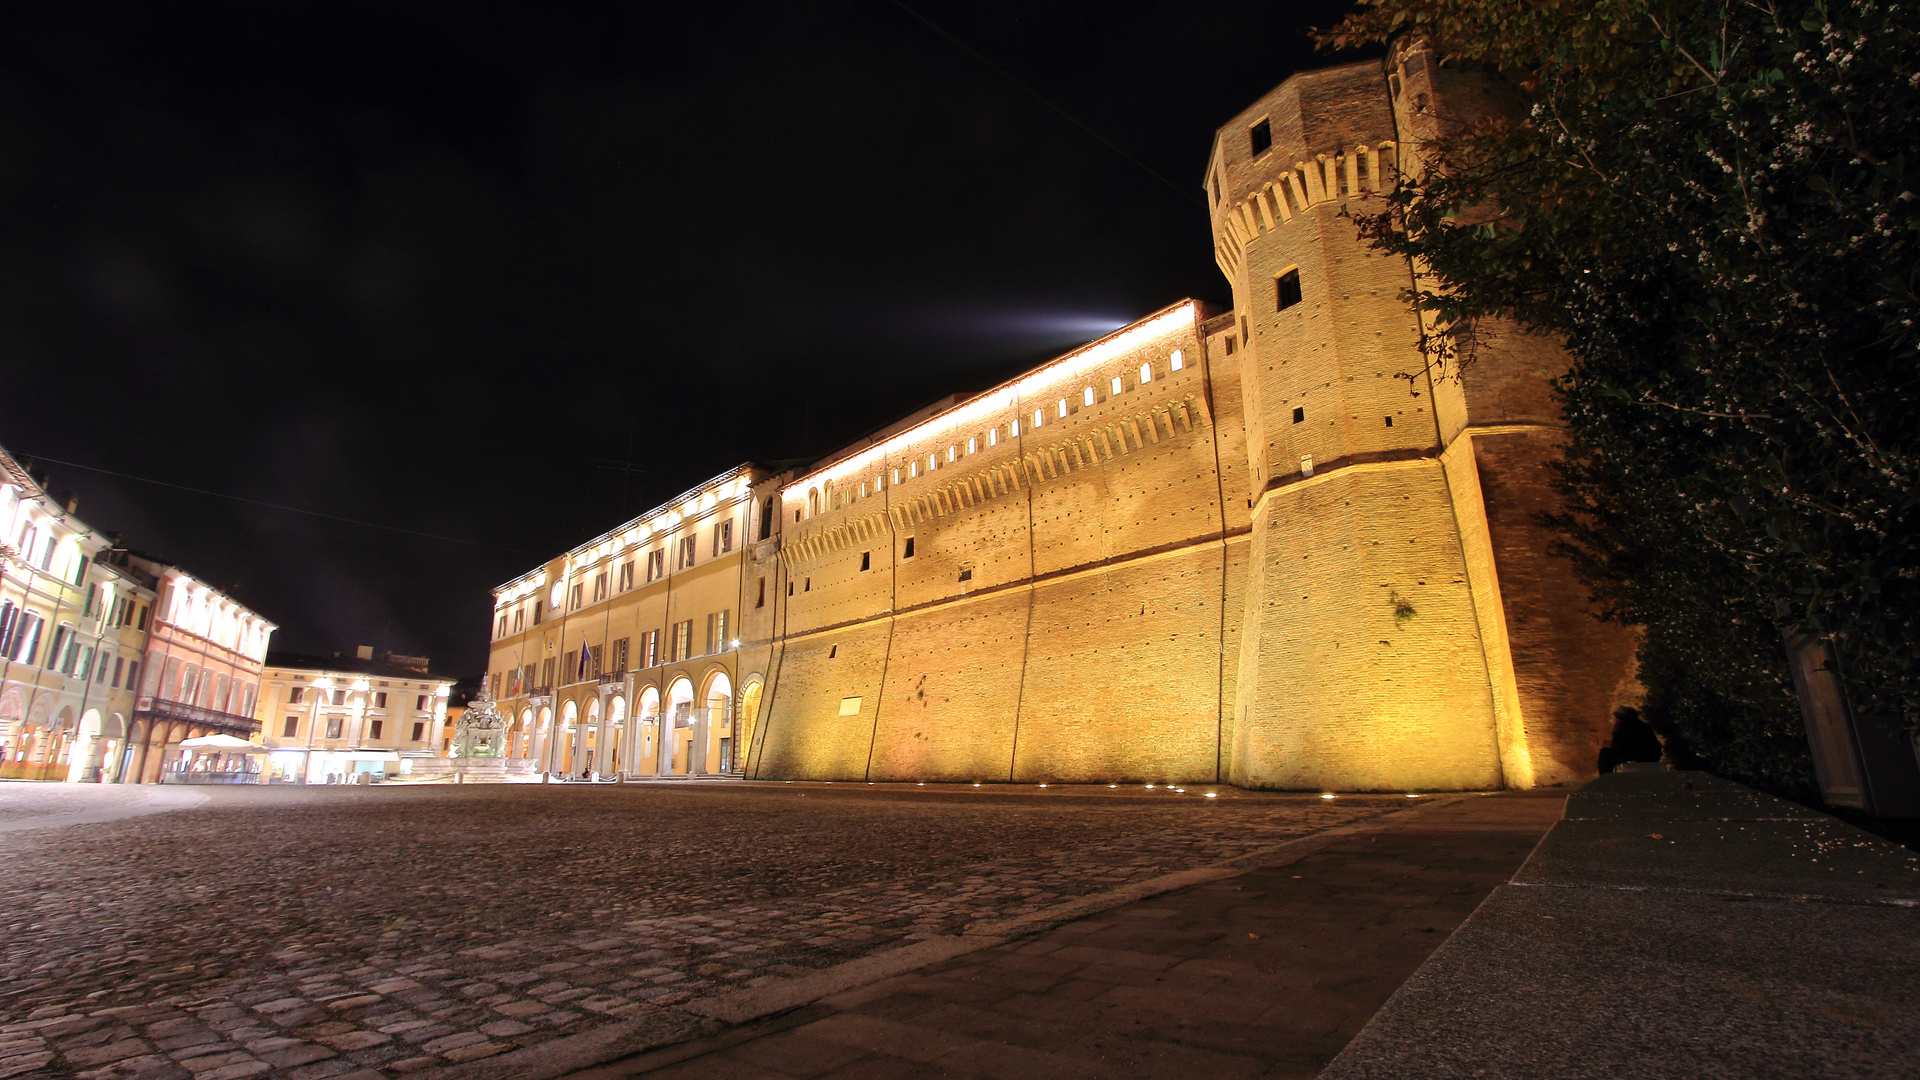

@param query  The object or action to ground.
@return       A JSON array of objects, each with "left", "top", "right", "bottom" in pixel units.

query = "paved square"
[{"left": 0, "top": 782, "right": 1407, "bottom": 1078}]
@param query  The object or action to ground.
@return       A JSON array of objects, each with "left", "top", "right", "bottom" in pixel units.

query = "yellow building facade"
[
  {"left": 486, "top": 465, "right": 778, "bottom": 779},
  {"left": 488, "top": 48, "right": 1639, "bottom": 792},
  {"left": 252, "top": 651, "right": 454, "bottom": 783}
]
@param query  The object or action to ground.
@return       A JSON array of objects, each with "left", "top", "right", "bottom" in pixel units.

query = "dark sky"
[{"left": 0, "top": 0, "right": 1370, "bottom": 675}]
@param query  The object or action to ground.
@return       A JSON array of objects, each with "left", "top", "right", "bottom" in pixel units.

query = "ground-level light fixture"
[
  {"left": 1320, "top": 793, "right": 1337, "bottom": 800},
  {"left": 1204, "top": 792, "right": 1218, "bottom": 798}
]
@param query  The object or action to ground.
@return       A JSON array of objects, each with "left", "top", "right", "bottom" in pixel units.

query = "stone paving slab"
[
  {"left": 1323, "top": 771, "right": 1920, "bottom": 1080},
  {"left": 1558, "top": 771, "right": 1826, "bottom": 822},
  {"left": 0, "top": 781, "right": 1409, "bottom": 1078},
  {"left": 0, "top": 780, "right": 206, "bottom": 831},
  {"left": 566, "top": 791, "right": 1567, "bottom": 1079},
  {"left": 1517, "top": 816, "right": 1920, "bottom": 903}
]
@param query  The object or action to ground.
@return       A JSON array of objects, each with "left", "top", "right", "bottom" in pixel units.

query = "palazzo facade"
[
  {"left": 1, "top": 443, "right": 275, "bottom": 783},
  {"left": 486, "top": 45, "right": 1640, "bottom": 791}
]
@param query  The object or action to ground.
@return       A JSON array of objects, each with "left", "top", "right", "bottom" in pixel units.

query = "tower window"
[
  {"left": 903, "top": 537, "right": 916, "bottom": 559},
  {"left": 1111, "top": 376, "right": 1124, "bottom": 395},
  {"left": 1277, "top": 269, "right": 1303, "bottom": 310},
  {"left": 1170, "top": 349, "right": 1184, "bottom": 371},
  {"left": 1249, "top": 118, "right": 1272, "bottom": 157},
  {"left": 1385, "top": 415, "right": 1395, "bottom": 427},
  {"left": 1293, "top": 407, "right": 1306, "bottom": 424},
  {"left": 1084, "top": 386, "right": 1095, "bottom": 407},
  {"left": 860, "top": 551, "right": 871, "bottom": 571}
]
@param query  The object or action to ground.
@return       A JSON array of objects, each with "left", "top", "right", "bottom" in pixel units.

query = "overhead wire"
[{"left": 18, "top": 452, "right": 534, "bottom": 554}]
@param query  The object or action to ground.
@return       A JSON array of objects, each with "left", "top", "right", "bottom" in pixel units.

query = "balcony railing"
[{"left": 134, "top": 697, "right": 260, "bottom": 736}]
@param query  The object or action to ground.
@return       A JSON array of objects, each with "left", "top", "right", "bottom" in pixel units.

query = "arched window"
[{"left": 1140, "top": 362, "right": 1153, "bottom": 383}]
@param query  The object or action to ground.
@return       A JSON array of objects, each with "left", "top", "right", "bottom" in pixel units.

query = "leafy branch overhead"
[{"left": 1322, "top": 0, "right": 1919, "bottom": 793}]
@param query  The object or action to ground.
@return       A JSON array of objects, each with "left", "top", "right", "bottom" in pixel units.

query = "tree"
[{"left": 1321, "top": 0, "right": 1919, "bottom": 795}]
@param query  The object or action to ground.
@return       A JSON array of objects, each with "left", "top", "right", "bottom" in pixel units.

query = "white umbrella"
[{"left": 179, "top": 733, "right": 269, "bottom": 753}]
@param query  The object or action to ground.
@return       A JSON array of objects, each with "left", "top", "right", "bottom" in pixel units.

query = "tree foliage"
[{"left": 1322, "top": 0, "right": 1919, "bottom": 795}]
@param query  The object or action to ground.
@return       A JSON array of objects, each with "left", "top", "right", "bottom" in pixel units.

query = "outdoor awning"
[{"left": 180, "top": 734, "right": 270, "bottom": 754}]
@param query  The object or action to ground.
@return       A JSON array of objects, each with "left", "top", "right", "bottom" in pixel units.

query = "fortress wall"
[
  {"left": 753, "top": 305, "right": 1246, "bottom": 784},
  {"left": 864, "top": 589, "right": 1031, "bottom": 782},
  {"left": 1471, "top": 427, "right": 1641, "bottom": 784},
  {"left": 1014, "top": 545, "right": 1228, "bottom": 782}
]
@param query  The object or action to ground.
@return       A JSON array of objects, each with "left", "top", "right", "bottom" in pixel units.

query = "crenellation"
[{"left": 483, "top": 48, "right": 1639, "bottom": 792}]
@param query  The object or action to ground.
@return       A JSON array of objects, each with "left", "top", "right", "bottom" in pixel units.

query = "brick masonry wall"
[{"left": 750, "top": 308, "right": 1247, "bottom": 784}]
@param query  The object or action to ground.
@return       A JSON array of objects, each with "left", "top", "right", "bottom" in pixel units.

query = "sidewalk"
[
  {"left": 567, "top": 790, "right": 1566, "bottom": 1079},
  {"left": 1321, "top": 771, "right": 1920, "bottom": 1079}
]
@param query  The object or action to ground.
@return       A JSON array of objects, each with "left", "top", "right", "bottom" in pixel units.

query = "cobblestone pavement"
[
  {"left": 0, "top": 781, "right": 1409, "bottom": 1079},
  {"left": 0, "top": 782, "right": 189, "bottom": 826}
]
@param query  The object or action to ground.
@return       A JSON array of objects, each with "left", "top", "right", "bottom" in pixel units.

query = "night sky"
[{"left": 0, "top": 0, "right": 1370, "bottom": 675}]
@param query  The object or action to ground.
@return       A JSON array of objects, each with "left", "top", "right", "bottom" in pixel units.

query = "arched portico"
[
  {"left": 664, "top": 677, "right": 694, "bottom": 776},
  {"left": 699, "top": 670, "right": 733, "bottom": 775},
  {"left": 532, "top": 706, "right": 553, "bottom": 769},
  {"left": 637, "top": 686, "right": 661, "bottom": 775},
  {"left": 738, "top": 676, "right": 764, "bottom": 778},
  {"left": 606, "top": 695, "right": 626, "bottom": 775},
  {"left": 552, "top": 700, "right": 574, "bottom": 774}
]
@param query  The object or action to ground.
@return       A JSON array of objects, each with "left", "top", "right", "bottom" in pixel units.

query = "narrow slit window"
[
  {"left": 988, "top": 427, "right": 999, "bottom": 447},
  {"left": 1385, "top": 415, "right": 1394, "bottom": 427},
  {"left": 967, "top": 436, "right": 977, "bottom": 454},
  {"left": 1032, "top": 409, "right": 1044, "bottom": 429},
  {"left": 1057, "top": 398, "right": 1068, "bottom": 418},
  {"left": 1010, "top": 419, "right": 1020, "bottom": 437},
  {"left": 1277, "top": 269, "right": 1303, "bottom": 310},
  {"left": 903, "top": 537, "right": 916, "bottom": 558},
  {"left": 860, "top": 551, "right": 871, "bottom": 571},
  {"left": 1293, "top": 406, "right": 1306, "bottom": 424}
]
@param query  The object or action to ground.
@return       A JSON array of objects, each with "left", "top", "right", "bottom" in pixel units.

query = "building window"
[
  {"left": 1293, "top": 406, "right": 1306, "bottom": 424},
  {"left": 788, "top": 581, "right": 794, "bottom": 596},
  {"left": 760, "top": 495, "right": 774, "bottom": 540},
  {"left": 282, "top": 717, "right": 298, "bottom": 738},
  {"left": 679, "top": 536, "right": 697, "bottom": 569},
  {"left": 593, "top": 572, "right": 608, "bottom": 601},
  {"left": 1249, "top": 117, "right": 1272, "bottom": 156},
  {"left": 672, "top": 619, "right": 694, "bottom": 662},
  {"left": 642, "top": 629, "right": 660, "bottom": 668},
  {"left": 1031, "top": 409, "right": 1044, "bottom": 430},
  {"left": 648, "top": 550, "right": 665, "bottom": 581},
  {"left": 860, "top": 551, "right": 871, "bottom": 571},
  {"left": 1171, "top": 349, "right": 1184, "bottom": 371},
  {"left": 513, "top": 608, "right": 525, "bottom": 632},
  {"left": 374, "top": 691, "right": 388, "bottom": 708},
  {"left": 715, "top": 519, "right": 733, "bottom": 556},
  {"left": 620, "top": 561, "right": 635, "bottom": 591},
  {"left": 369, "top": 720, "right": 384, "bottom": 740},
  {"left": 125, "top": 660, "right": 138, "bottom": 692},
  {"left": 903, "top": 537, "right": 916, "bottom": 559},
  {"left": 1111, "top": 376, "right": 1124, "bottom": 395},
  {"left": 325, "top": 716, "right": 343, "bottom": 739},
  {"left": 112, "top": 656, "right": 125, "bottom": 687},
  {"left": 1277, "top": 268, "right": 1303, "bottom": 310},
  {"left": 331, "top": 689, "right": 347, "bottom": 706},
  {"left": 1140, "top": 362, "right": 1154, "bottom": 384},
  {"left": 1084, "top": 386, "right": 1095, "bottom": 407},
  {"left": 1010, "top": 418, "right": 1021, "bottom": 437},
  {"left": 497, "top": 615, "right": 508, "bottom": 638},
  {"left": 286, "top": 685, "right": 304, "bottom": 705},
  {"left": 569, "top": 582, "right": 583, "bottom": 610},
  {"left": 756, "top": 577, "right": 766, "bottom": 608},
  {"left": 989, "top": 427, "right": 999, "bottom": 447},
  {"left": 589, "top": 645, "right": 603, "bottom": 678},
  {"left": 967, "top": 437, "right": 977, "bottom": 454},
  {"left": 706, "top": 610, "right": 730, "bottom": 653},
  {"left": 412, "top": 721, "right": 425, "bottom": 741},
  {"left": 1223, "top": 335, "right": 1236, "bottom": 356},
  {"left": 532, "top": 600, "right": 543, "bottom": 625},
  {"left": 542, "top": 658, "right": 555, "bottom": 688},
  {"left": 1057, "top": 399, "right": 1068, "bottom": 418}
]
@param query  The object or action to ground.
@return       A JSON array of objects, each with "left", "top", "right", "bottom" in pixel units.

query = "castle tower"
[{"left": 1208, "top": 46, "right": 1639, "bottom": 791}]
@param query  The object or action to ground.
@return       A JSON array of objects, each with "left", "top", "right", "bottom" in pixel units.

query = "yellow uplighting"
[{"left": 783, "top": 303, "right": 1196, "bottom": 497}]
